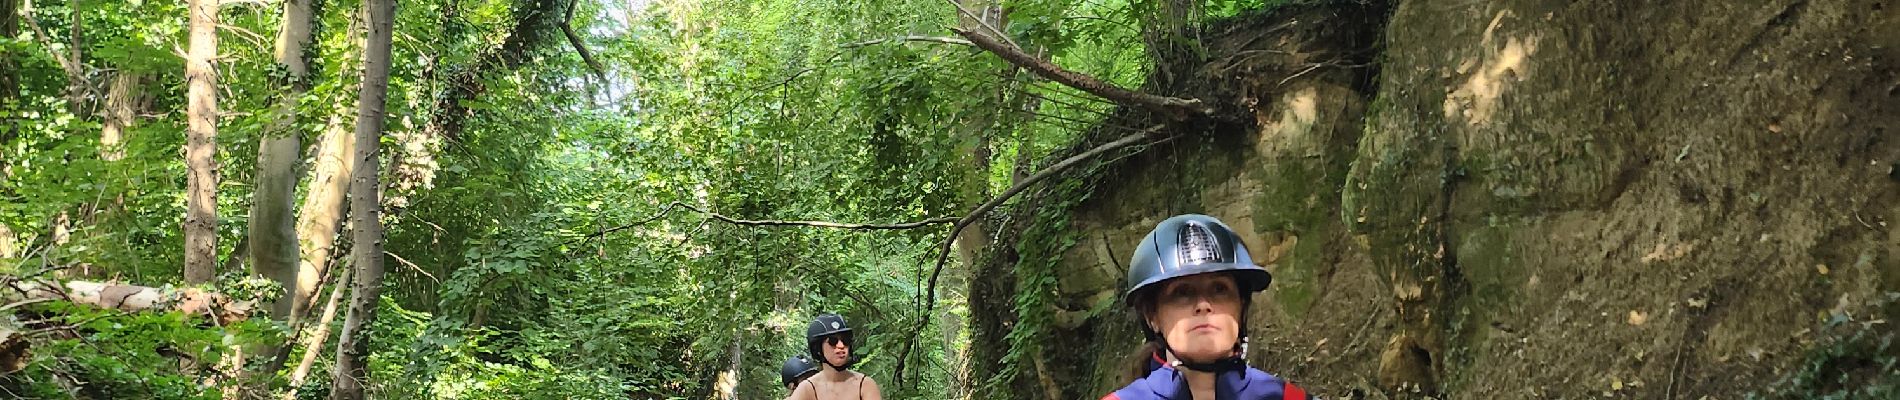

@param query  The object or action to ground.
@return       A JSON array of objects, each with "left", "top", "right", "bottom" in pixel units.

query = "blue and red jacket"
[{"left": 1101, "top": 353, "right": 1308, "bottom": 400}]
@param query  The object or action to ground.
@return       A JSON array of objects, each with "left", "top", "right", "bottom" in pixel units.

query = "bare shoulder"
[
  {"left": 787, "top": 379, "right": 816, "bottom": 400},
  {"left": 857, "top": 373, "right": 883, "bottom": 400}
]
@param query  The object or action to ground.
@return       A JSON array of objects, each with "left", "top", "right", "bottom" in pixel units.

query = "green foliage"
[
  {"left": 1750, "top": 293, "right": 1900, "bottom": 400},
  {"left": 984, "top": 162, "right": 1106, "bottom": 396},
  {"left": 0, "top": 299, "right": 283, "bottom": 399},
  {"left": 1205, "top": 0, "right": 1293, "bottom": 19},
  {"left": 4, "top": 0, "right": 1160, "bottom": 397}
]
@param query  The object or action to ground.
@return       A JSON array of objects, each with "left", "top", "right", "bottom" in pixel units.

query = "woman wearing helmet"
[
  {"left": 780, "top": 355, "right": 820, "bottom": 392},
  {"left": 788, "top": 313, "right": 883, "bottom": 400},
  {"left": 1102, "top": 214, "right": 1309, "bottom": 400}
]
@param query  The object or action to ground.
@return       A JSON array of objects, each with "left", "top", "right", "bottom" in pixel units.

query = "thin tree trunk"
[
  {"left": 285, "top": 263, "right": 350, "bottom": 400},
  {"left": 62, "top": 0, "right": 83, "bottom": 114},
  {"left": 250, "top": 0, "right": 317, "bottom": 320},
  {"left": 1, "top": 0, "right": 20, "bottom": 104},
  {"left": 284, "top": 2, "right": 364, "bottom": 339},
  {"left": 1, "top": 0, "right": 18, "bottom": 189},
  {"left": 713, "top": 329, "right": 742, "bottom": 400},
  {"left": 329, "top": 0, "right": 392, "bottom": 395},
  {"left": 183, "top": 0, "right": 220, "bottom": 285}
]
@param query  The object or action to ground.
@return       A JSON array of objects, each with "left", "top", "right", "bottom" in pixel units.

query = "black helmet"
[
  {"left": 805, "top": 313, "right": 857, "bottom": 369},
  {"left": 779, "top": 355, "right": 819, "bottom": 388},
  {"left": 1124, "top": 214, "right": 1272, "bottom": 371},
  {"left": 1125, "top": 214, "right": 1272, "bottom": 305}
]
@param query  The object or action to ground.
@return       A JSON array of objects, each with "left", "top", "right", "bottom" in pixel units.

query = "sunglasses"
[{"left": 822, "top": 334, "right": 853, "bottom": 347}]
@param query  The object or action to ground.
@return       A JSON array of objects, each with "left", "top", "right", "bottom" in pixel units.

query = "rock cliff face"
[{"left": 968, "top": 1, "right": 1900, "bottom": 398}]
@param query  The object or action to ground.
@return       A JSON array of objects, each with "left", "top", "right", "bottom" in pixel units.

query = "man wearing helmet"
[
  {"left": 788, "top": 313, "right": 884, "bottom": 400},
  {"left": 1103, "top": 214, "right": 1309, "bottom": 400},
  {"left": 780, "top": 355, "right": 820, "bottom": 392}
]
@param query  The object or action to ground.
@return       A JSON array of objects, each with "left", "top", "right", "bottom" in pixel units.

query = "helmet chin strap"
[{"left": 1160, "top": 339, "right": 1248, "bottom": 373}]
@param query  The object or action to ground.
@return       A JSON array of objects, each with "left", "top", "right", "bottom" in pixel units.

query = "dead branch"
[
  {"left": 283, "top": 265, "right": 350, "bottom": 400},
  {"left": 1278, "top": 60, "right": 1373, "bottom": 87},
  {"left": 384, "top": 251, "right": 438, "bottom": 284},
  {"left": 953, "top": 28, "right": 1213, "bottom": 119},
  {"left": 562, "top": 0, "right": 607, "bottom": 79},
  {"left": 892, "top": 124, "right": 1171, "bottom": 387},
  {"left": 944, "top": 0, "right": 1019, "bottom": 50}
]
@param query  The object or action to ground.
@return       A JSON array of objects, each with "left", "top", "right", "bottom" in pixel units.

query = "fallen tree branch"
[
  {"left": 840, "top": 35, "right": 973, "bottom": 49},
  {"left": 953, "top": 28, "right": 1213, "bottom": 119},
  {"left": 892, "top": 124, "right": 1170, "bottom": 387},
  {"left": 562, "top": 0, "right": 607, "bottom": 79},
  {"left": 4, "top": 280, "right": 254, "bottom": 325}
]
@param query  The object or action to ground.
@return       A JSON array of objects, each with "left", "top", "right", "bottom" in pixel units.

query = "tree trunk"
[
  {"left": 183, "top": 0, "right": 220, "bottom": 285},
  {"left": 329, "top": 0, "right": 392, "bottom": 395},
  {"left": 61, "top": 0, "right": 83, "bottom": 115},
  {"left": 99, "top": 73, "right": 141, "bottom": 161},
  {"left": 285, "top": 3, "right": 364, "bottom": 334},
  {"left": 0, "top": 225, "right": 14, "bottom": 260},
  {"left": 249, "top": 0, "right": 317, "bottom": 320},
  {"left": 947, "top": 0, "right": 1006, "bottom": 283},
  {"left": 284, "top": 263, "right": 350, "bottom": 400},
  {"left": 1, "top": 0, "right": 19, "bottom": 104},
  {"left": 291, "top": 115, "right": 357, "bottom": 315},
  {"left": 0, "top": 0, "right": 13, "bottom": 228},
  {"left": 268, "top": 110, "right": 356, "bottom": 375},
  {"left": 713, "top": 329, "right": 742, "bottom": 400},
  {"left": 943, "top": 3, "right": 1007, "bottom": 392}
]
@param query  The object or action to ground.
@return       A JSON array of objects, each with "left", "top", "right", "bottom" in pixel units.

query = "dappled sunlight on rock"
[{"left": 1445, "top": 11, "right": 1539, "bottom": 126}]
